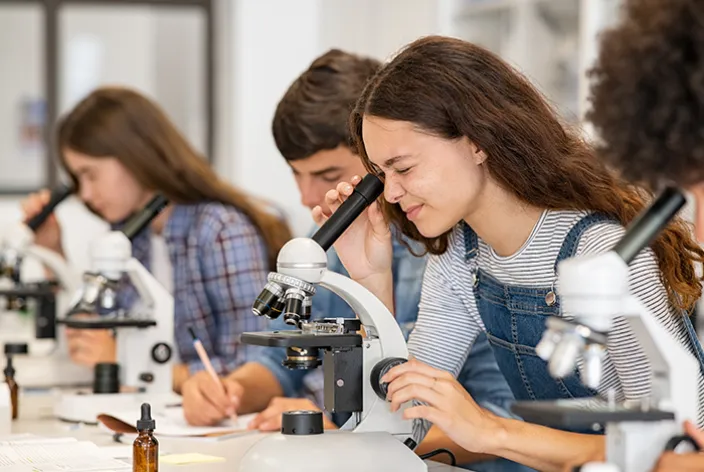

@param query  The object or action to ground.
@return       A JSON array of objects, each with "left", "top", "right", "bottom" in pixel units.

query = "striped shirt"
[{"left": 408, "top": 209, "right": 704, "bottom": 441}]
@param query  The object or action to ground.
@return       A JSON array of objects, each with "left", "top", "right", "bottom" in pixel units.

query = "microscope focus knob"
[
  {"left": 151, "top": 343, "right": 173, "bottom": 364},
  {"left": 281, "top": 410, "right": 324, "bottom": 435},
  {"left": 371, "top": 357, "right": 407, "bottom": 400}
]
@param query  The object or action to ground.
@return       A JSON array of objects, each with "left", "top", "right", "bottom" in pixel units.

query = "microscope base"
[
  {"left": 236, "top": 430, "right": 427, "bottom": 472},
  {"left": 54, "top": 391, "right": 181, "bottom": 424}
]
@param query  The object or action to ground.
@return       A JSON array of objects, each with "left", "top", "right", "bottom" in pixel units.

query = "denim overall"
[{"left": 464, "top": 213, "right": 704, "bottom": 427}]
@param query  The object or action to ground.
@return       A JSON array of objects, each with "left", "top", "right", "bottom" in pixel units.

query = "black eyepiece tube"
[
  {"left": 613, "top": 187, "right": 686, "bottom": 265},
  {"left": 26, "top": 183, "right": 73, "bottom": 232},
  {"left": 122, "top": 195, "right": 170, "bottom": 241},
  {"left": 312, "top": 174, "right": 384, "bottom": 251}
]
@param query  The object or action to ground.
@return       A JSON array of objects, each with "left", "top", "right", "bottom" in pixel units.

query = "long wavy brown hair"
[
  {"left": 351, "top": 36, "right": 704, "bottom": 310},
  {"left": 57, "top": 86, "right": 291, "bottom": 269}
]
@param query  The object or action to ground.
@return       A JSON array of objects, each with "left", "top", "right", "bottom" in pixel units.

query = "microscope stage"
[
  {"left": 57, "top": 318, "right": 157, "bottom": 330},
  {"left": 512, "top": 398, "right": 675, "bottom": 429},
  {"left": 241, "top": 330, "right": 362, "bottom": 348}
]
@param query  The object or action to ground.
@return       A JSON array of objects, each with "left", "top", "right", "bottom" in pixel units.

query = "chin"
[{"left": 412, "top": 219, "right": 455, "bottom": 239}]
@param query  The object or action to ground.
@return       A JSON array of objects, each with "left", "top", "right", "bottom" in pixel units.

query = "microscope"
[
  {"left": 512, "top": 188, "right": 700, "bottom": 471},
  {"left": 235, "top": 174, "right": 426, "bottom": 472},
  {"left": 54, "top": 195, "right": 178, "bottom": 424},
  {"left": 0, "top": 184, "right": 90, "bottom": 388}
]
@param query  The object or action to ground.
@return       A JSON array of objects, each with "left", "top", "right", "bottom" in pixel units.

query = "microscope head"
[
  {"left": 536, "top": 251, "right": 624, "bottom": 388},
  {"left": 536, "top": 187, "right": 687, "bottom": 389},
  {"left": 251, "top": 174, "right": 384, "bottom": 328},
  {"left": 66, "top": 195, "right": 169, "bottom": 318}
]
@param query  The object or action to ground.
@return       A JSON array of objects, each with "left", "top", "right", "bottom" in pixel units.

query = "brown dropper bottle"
[
  {"left": 133, "top": 403, "right": 158, "bottom": 472},
  {"left": 4, "top": 343, "right": 28, "bottom": 420}
]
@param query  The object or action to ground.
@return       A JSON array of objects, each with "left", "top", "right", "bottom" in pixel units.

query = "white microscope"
[
  {"left": 54, "top": 195, "right": 178, "bottom": 424},
  {"left": 236, "top": 174, "right": 427, "bottom": 472},
  {"left": 513, "top": 187, "right": 700, "bottom": 472},
  {"left": 0, "top": 184, "right": 89, "bottom": 388}
]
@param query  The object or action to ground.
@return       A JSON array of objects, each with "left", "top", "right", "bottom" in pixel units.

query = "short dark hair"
[
  {"left": 588, "top": 0, "right": 704, "bottom": 188},
  {"left": 272, "top": 49, "right": 381, "bottom": 161}
]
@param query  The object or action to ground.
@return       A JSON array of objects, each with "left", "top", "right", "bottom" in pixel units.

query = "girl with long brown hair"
[
  {"left": 22, "top": 86, "right": 291, "bottom": 392},
  {"left": 315, "top": 36, "right": 704, "bottom": 470}
]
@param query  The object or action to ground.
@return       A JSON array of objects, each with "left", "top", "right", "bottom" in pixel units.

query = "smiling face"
[{"left": 361, "top": 115, "right": 490, "bottom": 238}]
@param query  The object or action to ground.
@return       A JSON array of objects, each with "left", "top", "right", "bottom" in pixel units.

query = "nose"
[
  {"left": 78, "top": 182, "right": 93, "bottom": 204},
  {"left": 299, "top": 180, "right": 325, "bottom": 210},
  {"left": 383, "top": 175, "right": 404, "bottom": 204}
]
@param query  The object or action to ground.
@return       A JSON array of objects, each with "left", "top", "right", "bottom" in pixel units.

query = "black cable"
[{"left": 419, "top": 448, "right": 457, "bottom": 466}]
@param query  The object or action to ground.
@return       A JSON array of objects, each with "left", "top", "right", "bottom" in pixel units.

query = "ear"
[{"left": 472, "top": 143, "right": 487, "bottom": 165}]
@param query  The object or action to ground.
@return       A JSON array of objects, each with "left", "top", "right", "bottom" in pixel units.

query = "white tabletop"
[{"left": 14, "top": 390, "right": 468, "bottom": 472}]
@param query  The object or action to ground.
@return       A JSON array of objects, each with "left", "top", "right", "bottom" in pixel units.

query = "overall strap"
[
  {"left": 463, "top": 222, "right": 479, "bottom": 262},
  {"left": 554, "top": 213, "right": 618, "bottom": 273}
]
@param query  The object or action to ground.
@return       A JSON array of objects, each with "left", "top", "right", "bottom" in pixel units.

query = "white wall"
[{"left": 224, "top": 0, "right": 453, "bottom": 236}]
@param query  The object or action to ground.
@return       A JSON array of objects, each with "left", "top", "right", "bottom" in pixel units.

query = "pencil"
[{"left": 188, "top": 327, "right": 226, "bottom": 394}]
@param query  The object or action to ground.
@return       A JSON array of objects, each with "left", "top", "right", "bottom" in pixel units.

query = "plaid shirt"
[{"left": 116, "top": 202, "right": 269, "bottom": 375}]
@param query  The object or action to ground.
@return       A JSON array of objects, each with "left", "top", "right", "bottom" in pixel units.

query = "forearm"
[
  {"left": 227, "top": 362, "right": 283, "bottom": 413},
  {"left": 415, "top": 426, "right": 494, "bottom": 466},
  {"left": 488, "top": 417, "right": 605, "bottom": 472}
]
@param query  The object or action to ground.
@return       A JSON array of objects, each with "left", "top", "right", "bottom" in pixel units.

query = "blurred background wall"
[{"left": 0, "top": 0, "right": 622, "bottom": 274}]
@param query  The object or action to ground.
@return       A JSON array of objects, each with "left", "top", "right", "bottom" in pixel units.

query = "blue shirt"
[{"left": 116, "top": 202, "right": 270, "bottom": 375}]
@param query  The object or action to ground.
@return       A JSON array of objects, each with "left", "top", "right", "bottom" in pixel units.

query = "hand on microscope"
[
  {"left": 652, "top": 420, "right": 704, "bottom": 472},
  {"left": 20, "top": 189, "right": 64, "bottom": 256},
  {"left": 181, "top": 370, "right": 244, "bottom": 426},
  {"left": 65, "top": 313, "right": 116, "bottom": 367},
  {"left": 312, "top": 176, "right": 394, "bottom": 307},
  {"left": 383, "top": 358, "right": 503, "bottom": 455},
  {"left": 246, "top": 397, "right": 337, "bottom": 431}
]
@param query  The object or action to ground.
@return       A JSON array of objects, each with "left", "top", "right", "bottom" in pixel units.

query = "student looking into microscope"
[
  {"left": 314, "top": 35, "right": 704, "bottom": 472},
  {"left": 21, "top": 87, "right": 291, "bottom": 391},
  {"left": 181, "top": 49, "right": 533, "bottom": 471}
]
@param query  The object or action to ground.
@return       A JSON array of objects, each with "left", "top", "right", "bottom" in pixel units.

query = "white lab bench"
[{"left": 13, "top": 389, "right": 469, "bottom": 472}]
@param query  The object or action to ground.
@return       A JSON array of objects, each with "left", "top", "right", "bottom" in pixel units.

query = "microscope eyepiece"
[
  {"left": 312, "top": 174, "right": 384, "bottom": 251},
  {"left": 122, "top": 195, "right": 170, "bottom": 241},
  {"left": 613, "top": 186, "right": 686, "bottom": 265},
  {"left": 26, "top": 183, "right": 73, "bottom": 232}
]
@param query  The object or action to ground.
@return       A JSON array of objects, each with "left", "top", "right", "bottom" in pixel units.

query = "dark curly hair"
[
  {"left": 352, "top": 35, "right": 704, "bottom": 310},
  {"left": 588, "top": 0, "right": 704, "bottom": 189}
]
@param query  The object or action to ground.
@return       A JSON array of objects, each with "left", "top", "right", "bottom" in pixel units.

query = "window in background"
[
  {"left": 451, "top": 0, "right": 622, "bottom": 123},
  {"left": 59, "top": 4, "right": 208, "bottom": 155},
  {"left": 0, "top": 3, "right": 46, "bottom": 193},
  {"left": 0, "top": 0, "right": 214, "bottom": 193}
]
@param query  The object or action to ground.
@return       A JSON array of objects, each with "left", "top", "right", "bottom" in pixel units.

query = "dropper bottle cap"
[{"left": 136, "top": 403, "right": 156, "bottom": 431}]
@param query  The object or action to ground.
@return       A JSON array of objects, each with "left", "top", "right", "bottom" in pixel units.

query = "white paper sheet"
[
  {"left": 104, "top": 406, "right": 256, "bottom": 438},
  {"left": 0, "top": 440, "right": 130, "bottom": 471}
]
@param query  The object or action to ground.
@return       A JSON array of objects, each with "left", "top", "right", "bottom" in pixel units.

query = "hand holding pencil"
[{"left": 182, "top": 327, "right": 244, "bottom": 426}]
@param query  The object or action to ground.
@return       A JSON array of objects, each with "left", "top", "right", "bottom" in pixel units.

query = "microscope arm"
[
  {"left": 319, "top": 270, "right": 408, "bottom": 359},
  {"left": 620, "top": 294, "right": 698, "bottom": 423},
  {"left": 122, "top": 257, "right": 171, "bottom": 312},
  {"left": 24, "top": 245, "right": 79, "bottom": 294}
]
